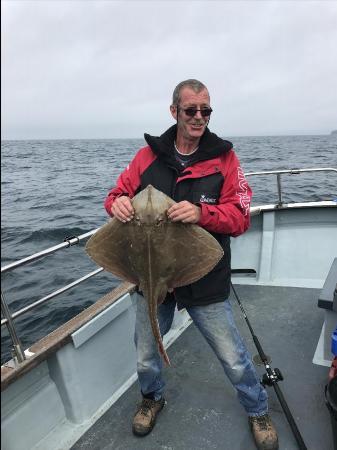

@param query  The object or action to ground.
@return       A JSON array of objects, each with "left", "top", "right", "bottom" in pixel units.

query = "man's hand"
[
  {"left": 167, "top": 201, "right": 201, "bottom": 224},
  {"left": 111, "top": 196, "right": 134, "bottom": 222}
]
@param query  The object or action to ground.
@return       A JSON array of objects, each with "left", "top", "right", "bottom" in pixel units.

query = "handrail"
[
  {"left": 1, "top": 228, "right": 102, "bottom": 364},
  {"left": 1, "top": 167, "right": 336, "bottom": 365},
  {"left": 1, "top": 268, "right": 103, "bottom": 327},
  {"left": 1, "top": 228, "right": 100, "bottom": 274},
  {"left": 245, "top": 167, "right": 337, "bottom": 176},
  {"left": 245, "top": 167, "right": 337, "bottom": 206}
]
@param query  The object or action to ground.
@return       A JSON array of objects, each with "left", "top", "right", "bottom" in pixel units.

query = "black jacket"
[{"left": 105, "top": 125, "right": 252, "bottom": 308}]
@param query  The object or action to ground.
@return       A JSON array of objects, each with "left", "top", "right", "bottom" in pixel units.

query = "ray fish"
[{"left": 86, "top": 185, "right": 224, "bottom": 366}]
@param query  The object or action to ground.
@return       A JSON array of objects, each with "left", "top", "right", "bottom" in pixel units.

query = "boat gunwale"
[{"left": 1, "top": 282, "right": 136, "bottom": 391}]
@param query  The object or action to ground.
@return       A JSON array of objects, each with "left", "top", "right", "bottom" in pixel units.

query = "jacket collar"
[{"left": 144, "top": 125, "right": 232, "bottom": 171}]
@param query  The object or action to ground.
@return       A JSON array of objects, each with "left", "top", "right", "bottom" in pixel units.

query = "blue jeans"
[{"left": 133, "top": 294, "right": 268, "bottom": 417}]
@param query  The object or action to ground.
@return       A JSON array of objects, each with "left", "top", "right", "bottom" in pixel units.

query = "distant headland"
[{"left": 331, "top": 130, "right": 337, "bottom": 135}]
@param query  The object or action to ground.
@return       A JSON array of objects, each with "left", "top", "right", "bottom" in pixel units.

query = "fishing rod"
[{"left": 230, "top": 281, "right": 307, "bottom": 450}]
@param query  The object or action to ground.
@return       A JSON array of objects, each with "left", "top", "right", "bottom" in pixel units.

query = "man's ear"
[{"left": 170, "top": 105, "right": 178, "bottom": 121}]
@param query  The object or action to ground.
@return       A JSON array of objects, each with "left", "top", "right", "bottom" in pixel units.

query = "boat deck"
[{"left": 71, "top": 285, "right": 332, "bottom": 450}]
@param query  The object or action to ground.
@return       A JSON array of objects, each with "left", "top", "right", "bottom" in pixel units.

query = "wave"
[{"left": 18, "top": 227, "right": 91, "bottom": 244}]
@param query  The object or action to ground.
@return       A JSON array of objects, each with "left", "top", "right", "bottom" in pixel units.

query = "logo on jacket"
[
  {"left": 237, "top": 167, "right": 250, "bottom": 216},
  {"left": 199, "top": 194, "right": 217, "bottom": 204}
]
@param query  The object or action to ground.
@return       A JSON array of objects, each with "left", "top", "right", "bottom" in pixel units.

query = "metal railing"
[
  {"left": 1, "top": 229, "right": 99, "bottom": 274},
  {"left": 245, "top": 167, "right": 337, "bottom": 206},
  {"left": 1, "top": 167, "right": 336, "bottom": 365},
  {"left": 1, "top": 229, "right": 100, "bottom": 364}
]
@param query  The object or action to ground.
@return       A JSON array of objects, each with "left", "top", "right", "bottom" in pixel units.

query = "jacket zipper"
[{"left": 167, "top": 164, "right": 179, "bottom": 200}]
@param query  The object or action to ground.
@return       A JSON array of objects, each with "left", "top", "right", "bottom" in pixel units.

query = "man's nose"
[{"left": 194, "top": 110, "right": 203, "bottom": 119}]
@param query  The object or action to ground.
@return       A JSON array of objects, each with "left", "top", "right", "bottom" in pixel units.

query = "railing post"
[
  {"left": 277, "top": 173, "right": 283, "bottom": 206},
  {"left": 1, "top": 291, "right": 26, "bottom": 364}
]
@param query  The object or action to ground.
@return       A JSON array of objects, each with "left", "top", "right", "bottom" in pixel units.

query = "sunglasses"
[{"left": 179, "top": 107, "right": 213, "bottom": 118}]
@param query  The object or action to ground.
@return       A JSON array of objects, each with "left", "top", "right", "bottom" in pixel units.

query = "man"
[{"left": 104, "top": 79, "right": 278, "bottom": 450}]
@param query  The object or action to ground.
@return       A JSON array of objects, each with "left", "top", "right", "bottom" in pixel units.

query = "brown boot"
[
  {"left": 249, "top": 414, "right": 279, "bottom": 450},
  {"left": 132, "top": 397, "right": 166, "bottom": 436}
]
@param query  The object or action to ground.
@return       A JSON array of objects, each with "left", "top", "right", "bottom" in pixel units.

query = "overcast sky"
[{"left": 1, "top": 0, "right": 337, "bottom": 139}]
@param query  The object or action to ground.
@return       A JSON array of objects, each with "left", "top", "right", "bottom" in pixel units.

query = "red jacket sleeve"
[
  {"left": 197, "top": 150, "right": 252, "bottom": 237},
  {"left": 104, "top": 146, "right": 156, "bottom": 217}
]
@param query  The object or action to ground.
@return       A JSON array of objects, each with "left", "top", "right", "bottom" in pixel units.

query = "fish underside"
[{"left": 86, "top": 185, "right": 224, "bottom": 366}]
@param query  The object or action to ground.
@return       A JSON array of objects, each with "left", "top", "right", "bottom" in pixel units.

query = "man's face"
[{"left": 170, "top": 87, "right": 211, "bottom": 142}]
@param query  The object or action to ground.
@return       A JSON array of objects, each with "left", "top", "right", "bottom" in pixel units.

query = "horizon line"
[{"left": 1, "top": 131, "right": 336, "bottom": 142}]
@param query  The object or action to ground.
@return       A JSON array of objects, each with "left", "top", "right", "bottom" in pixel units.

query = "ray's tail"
[
  {"left": 144, "top": 232, "right": 171, "bottom": 366},
  {"left": 147, "top": 295, "right": 171, "bottom": 367}
]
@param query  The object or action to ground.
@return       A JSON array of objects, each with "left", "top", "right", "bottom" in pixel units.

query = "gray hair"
[{"left": 172, "top": 79, "right": 208, "bottom": 105}]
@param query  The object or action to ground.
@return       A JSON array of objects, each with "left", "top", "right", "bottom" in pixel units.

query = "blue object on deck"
[{"left": 332, "top": 328, "right": 337, "bottom": 356}]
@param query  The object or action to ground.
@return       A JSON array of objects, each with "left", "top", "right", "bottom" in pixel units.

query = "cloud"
[{"left": 2, "top": 0, "right": 337, "bottom": 138}]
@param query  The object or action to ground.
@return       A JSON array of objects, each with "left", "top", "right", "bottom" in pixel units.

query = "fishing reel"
[{"left": 262, "top": 368, "right": 284, "bottom": 386}]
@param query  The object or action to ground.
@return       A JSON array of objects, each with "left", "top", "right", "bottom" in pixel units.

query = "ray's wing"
[
  {"left": 86, "top": 186, "right": 223, "bottom": 290},
  {"left": 85, "top": 219, "right": 139, "bottom": 285},
  {"left": 165, "top": 223, "right": 224, "bottom": 288}
]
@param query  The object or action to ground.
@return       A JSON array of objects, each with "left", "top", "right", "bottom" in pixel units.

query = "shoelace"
[
  {"left": 255, "top": 416, "right": 270, "bottom": 431},
  {"left": 139, "top": 399, "right": 154, "bottom": 416}
]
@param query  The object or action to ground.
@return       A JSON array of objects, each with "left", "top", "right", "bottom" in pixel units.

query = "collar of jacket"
[{"left": 144, "top": 125, "right": 233, "bottom": 171}]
